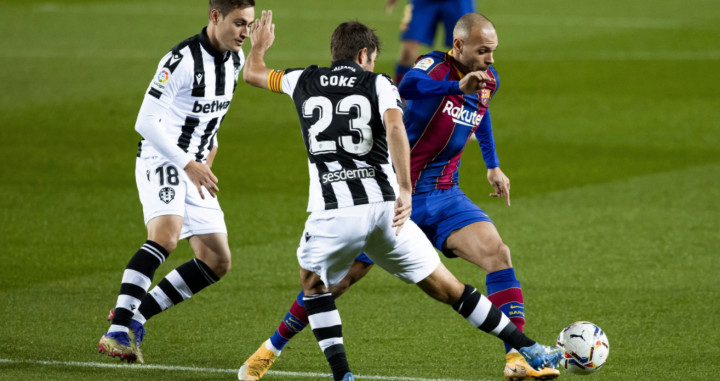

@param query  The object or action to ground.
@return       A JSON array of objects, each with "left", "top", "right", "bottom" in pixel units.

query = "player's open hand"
[
  {"left": 184, "top": 160, "right": 219, "bottom": 199},
  {"left": 487, "top": 167, "right": 510, "bottom": 206},
  {"left": 250, "top": 10, "right": 275, "bottom": 52},
  {"left": 392, "top": 189, "right": 412, "bottom": 235},
  {"left": 459, "top": 70, "right": 494, "bottom": 94}
]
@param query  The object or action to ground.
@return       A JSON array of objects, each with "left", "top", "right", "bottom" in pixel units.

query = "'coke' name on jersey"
[{"left": 319, "top": 75, "right": 357, "bottom": 87}]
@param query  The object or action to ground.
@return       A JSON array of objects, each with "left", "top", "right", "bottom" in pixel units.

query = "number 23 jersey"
[{"left": 269, "top": 60, "right": 404, "bottom": 212}]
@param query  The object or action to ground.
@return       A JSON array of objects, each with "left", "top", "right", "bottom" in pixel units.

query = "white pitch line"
[{"left": 0, "top": 358, "right": 486, "bottom": 381}]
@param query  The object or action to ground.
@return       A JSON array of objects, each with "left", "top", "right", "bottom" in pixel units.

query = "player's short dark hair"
[
  {"left": 330, "top": 21, "right": 381, "bottom": 62},
  {"left": 209, "top": 0, "right": 255, "bottom": 17}
]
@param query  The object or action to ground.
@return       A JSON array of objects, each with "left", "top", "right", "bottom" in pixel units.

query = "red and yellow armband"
[{"left": 268, "top": 69, "right": 285, "bottom": 94}]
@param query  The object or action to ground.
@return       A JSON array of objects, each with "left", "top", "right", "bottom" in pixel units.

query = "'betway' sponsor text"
[{"left": 193, "top": 100, "right": 231, "bottom": 114}]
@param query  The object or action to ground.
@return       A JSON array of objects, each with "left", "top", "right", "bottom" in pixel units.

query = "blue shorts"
[
  {"left": 411, "top": 185, "right": 493, "bottom": 258},
  {"left": 401, "top": 0, "right": 477, "bottom": 46}
]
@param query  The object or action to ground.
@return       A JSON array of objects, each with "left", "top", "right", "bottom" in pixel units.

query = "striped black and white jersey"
[
  {"left": 136, "top": 27, "right": 244, "bottom": 166},
  {"left": 268, "top": 60, "right": 404, "bottom": 211}
]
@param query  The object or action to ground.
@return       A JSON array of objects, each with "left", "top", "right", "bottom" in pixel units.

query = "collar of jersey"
[
  {"left": 330, "top": 60, "right": 362, "bottom": 73},
  {"left": 199, "top": 27, "right": 232, "bottom": 61},
  {"left": 446, "top": 50, "right": 465, "bottom": 79}
]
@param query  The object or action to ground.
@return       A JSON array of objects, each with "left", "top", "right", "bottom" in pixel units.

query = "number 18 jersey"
[{"left": 269, "top": 60, "right": 404, "bottom": 212}]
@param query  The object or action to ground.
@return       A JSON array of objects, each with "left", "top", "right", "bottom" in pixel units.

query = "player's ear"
[
  {"left": 357, "top": 47, "right": 368, "bottom": 66},
  {"left": 453, "top": 38, "right": 463, "bottom": 54},
  {"left": 210, "top": 9, "right": 221, "bottom": 25}
]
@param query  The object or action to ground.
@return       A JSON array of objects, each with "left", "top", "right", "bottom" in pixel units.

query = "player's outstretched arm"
[
  {"left": 135, "top": 100, "right": 194, "bottom": 169},
  {"left": 384, "top": 108, "right": 412, "bottom": 235},
  {"left": 244, "top": 9, "right": 276, "bottom": 89}
]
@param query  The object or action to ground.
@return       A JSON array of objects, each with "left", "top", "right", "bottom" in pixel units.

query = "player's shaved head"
[
  {"left": 453, "top": 13, "right": 495, "bottom": 40},
  {"left": 451, "top": 13, "right": 498, "bottom": 74}
]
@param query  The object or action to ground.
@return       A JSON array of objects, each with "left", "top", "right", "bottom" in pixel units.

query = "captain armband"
[{"left": 268, "top": 69, "right": 285, "bottom": 94}]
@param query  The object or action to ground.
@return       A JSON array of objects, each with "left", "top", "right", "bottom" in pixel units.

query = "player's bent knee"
[
  {"left": 147, "top": 228, "right": 181, "bottom": 253},
  {"left": 153, "top": 239, "right": 178, "bottom": 253},
  {"left": 146, "top": 216, "right": 183, "bottom": 252},
  {"left": 492, "top": 243, "right": 512, "bottom": 269},
  {"left": 208, "top": 256, "right": 231, "bottom": 278},
  {"left": 416, "top": 265, "right": 465, "bottom": 305}
]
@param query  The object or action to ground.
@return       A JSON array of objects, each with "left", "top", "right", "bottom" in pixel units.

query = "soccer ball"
[{"left": 556, "top": 321, "right": 609, "bottom": 374}]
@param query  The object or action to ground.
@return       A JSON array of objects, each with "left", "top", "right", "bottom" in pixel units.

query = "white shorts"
[
  {"left": 135, "top": 156, "right": 227, "bottom": 239},
  {"left": 297, "top": 201, "right": 441, "bottom": 287}
]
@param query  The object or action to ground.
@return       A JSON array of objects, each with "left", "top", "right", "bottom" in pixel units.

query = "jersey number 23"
[{"left": 303, "top": 95, "right": 373, "bottom": 156}]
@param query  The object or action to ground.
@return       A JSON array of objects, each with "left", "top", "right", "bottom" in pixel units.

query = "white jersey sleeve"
[
  {"left": 146, "top": 51, "right": 190, "bottom": 108},
  {"left": 135, "top": 53, "right": 195, "bottom": 168},
  {"left": 135, "top": 99, "right": 194, "bottom": 169},
  {"left": 280, "top": 70, "right": 303, "bottom": 96},
  {"left": 375, "top": 75, "right": 403, "bottom": 124},
  {"left": 268, "top": 68, "right": 304, "bottom": 96}
]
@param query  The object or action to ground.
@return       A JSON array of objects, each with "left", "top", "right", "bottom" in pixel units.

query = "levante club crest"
[{"left": 159, "top": 187, "right": 175, "bottom": 204}]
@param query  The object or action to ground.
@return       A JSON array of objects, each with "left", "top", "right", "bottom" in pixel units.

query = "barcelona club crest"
[
  {"left": 480, "top": 88, "right": 491, "bottom": 107},
  {"left": 159, "top": 187, "right": 175, "bottom": 204}
]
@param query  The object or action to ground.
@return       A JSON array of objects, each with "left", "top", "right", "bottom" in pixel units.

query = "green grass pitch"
[{"left": 1, "top": 0, "right": 719, "bottom": 380}]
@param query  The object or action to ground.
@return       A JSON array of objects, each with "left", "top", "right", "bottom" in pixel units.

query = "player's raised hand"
[
  {"left": 487, "top": 167, "right": 510, "bottom": 206},
  {"left": 184, "top": 160, "right": 219, "bottom": 199},
  {"left": 458, "top": 70, "right": 494, "bottom": 94},
  {"left": 250, "top": 10, "right": 275, "bottom": 52},
  {"left": 392, "top": 189, "right": 412, "bottom": 235}
]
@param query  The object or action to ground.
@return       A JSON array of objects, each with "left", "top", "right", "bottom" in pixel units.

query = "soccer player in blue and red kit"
[{"left": 239, "top": 13, "right": 560, "bottom": 381}]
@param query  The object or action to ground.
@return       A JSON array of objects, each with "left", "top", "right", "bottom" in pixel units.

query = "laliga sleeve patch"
[
  {"left": 151, "top": 68, "right": 171, "bottom": 92},
  {"left": 414, "top": 57, "right": 434, "bottom": 71}
]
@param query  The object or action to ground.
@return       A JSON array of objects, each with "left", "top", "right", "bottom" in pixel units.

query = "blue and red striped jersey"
[{"left": 399, "top": 50, "right": 500, "bottom": 194}]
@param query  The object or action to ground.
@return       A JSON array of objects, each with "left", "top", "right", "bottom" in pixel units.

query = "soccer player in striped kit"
[
  {"left": 240, "top": 12, "right": 561, "bottom": 381},
  {"left": 240, "top": 11, "right": 561, "bottom": 381},
  {"left": 97, "top": 0, "right": 255, "bottom": 364}
]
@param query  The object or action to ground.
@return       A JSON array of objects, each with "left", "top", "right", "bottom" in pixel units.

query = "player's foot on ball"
[
  {"left": 340, "top": 372, "right": 354, "bottom": 381},
  {"left": 518, "top": 343, "right": 563, "bottom": 371},
  {"left": 98, "top": 331, "right": 137, "bottom": 363},
  {"left": 107, "top": 308, "right": 146, "bottom": 363},
  {"left": 238, "top": 341, "right": 280, "bottom": 380},
  {"left": 504, "top": 352, "right": 560, "bottom": 380}
]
